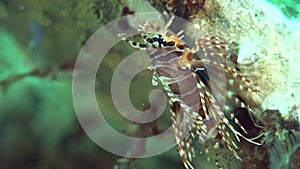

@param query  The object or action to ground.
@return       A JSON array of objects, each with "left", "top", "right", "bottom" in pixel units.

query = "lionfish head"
[{"left": 137, "top": 17, "right": 186, "bottom": 50}]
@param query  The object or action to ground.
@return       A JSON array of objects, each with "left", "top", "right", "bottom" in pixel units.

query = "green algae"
[{"left": 268, "top": 0, "right": 300, "bottom": 18}]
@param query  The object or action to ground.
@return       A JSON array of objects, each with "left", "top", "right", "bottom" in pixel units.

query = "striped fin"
[
  {"left": 170, "top": 101, "right": 195, "bottom": 169},
  {"left": 191, "top": 35, "right": 230, "bottom": 63}
]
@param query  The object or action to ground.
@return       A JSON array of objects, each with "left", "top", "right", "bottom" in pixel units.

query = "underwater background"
[{"left": 0, "top": 0, "right": 299, "bottom": 169}]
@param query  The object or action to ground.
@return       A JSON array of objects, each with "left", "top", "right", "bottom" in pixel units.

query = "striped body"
[{"left": 119, "top": 16, "right": 262, "bottom": 169}]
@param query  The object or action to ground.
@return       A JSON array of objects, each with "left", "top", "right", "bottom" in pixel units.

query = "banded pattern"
[{"left": 119, "top": 16, "right": 262, "bottom": 169}]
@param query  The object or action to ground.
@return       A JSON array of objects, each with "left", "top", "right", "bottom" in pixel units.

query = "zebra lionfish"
[{"left": 118, "top": 16, "right": 262, "bottom": 169}]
